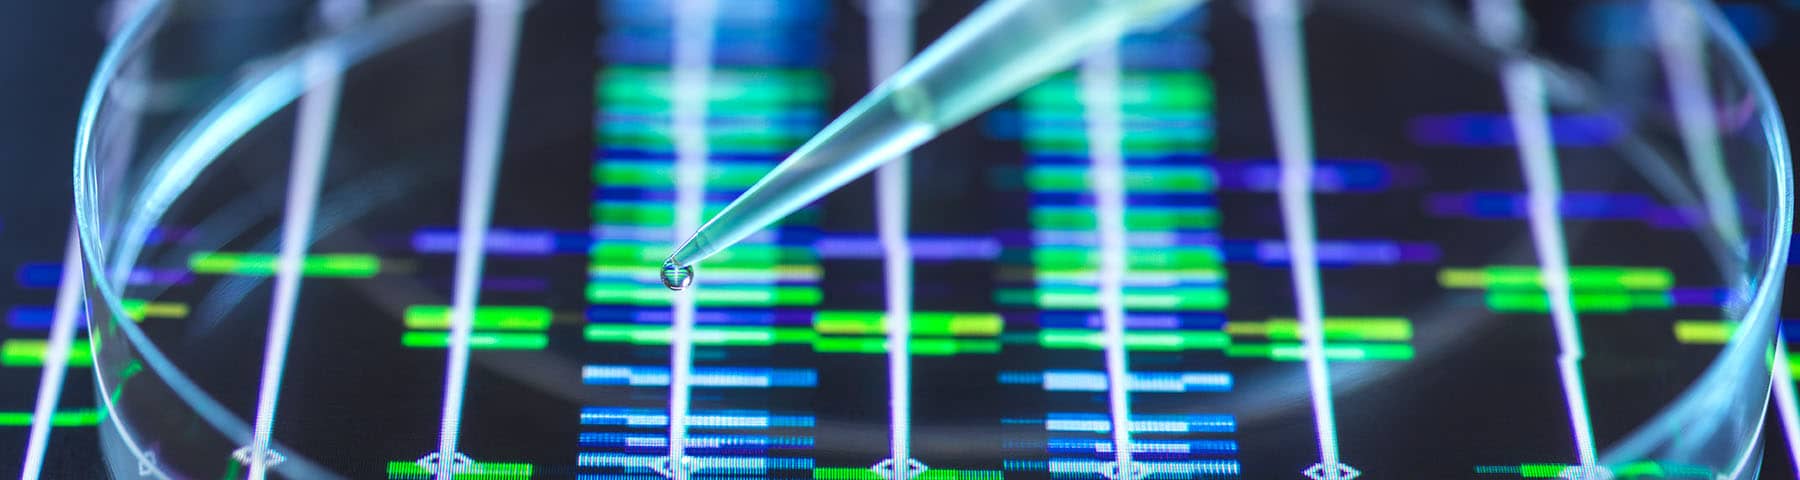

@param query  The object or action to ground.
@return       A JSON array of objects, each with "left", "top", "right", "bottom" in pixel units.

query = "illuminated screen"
[{"left": 3, "top": 1, "right": 1800, "bottom": 479}]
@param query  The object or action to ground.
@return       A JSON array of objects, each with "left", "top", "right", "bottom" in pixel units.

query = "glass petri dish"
[{"left": 73, "top": 0, "right": 1790, "bottom": 479}]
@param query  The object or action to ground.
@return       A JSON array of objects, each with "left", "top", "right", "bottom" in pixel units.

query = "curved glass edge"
[
  {"left": 1598, "top": 1, "right": 1794, "bottom": 476},
  {"left": 1352, "top": 0, "right": 1796, "bottom": 473},
  {"left": 73, "top": 1, "right": 177, "bottom": 477},
  {"left": 68, "top": 0, "right": 1794, "bottom": 477},
  {"left": 73, "top": 1, "right": 472, "bottom": 478}
]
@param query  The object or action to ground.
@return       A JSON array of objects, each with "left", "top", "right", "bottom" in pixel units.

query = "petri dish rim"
[{"left": 68, "top": 0, "right": 1794, "bottom": 476}]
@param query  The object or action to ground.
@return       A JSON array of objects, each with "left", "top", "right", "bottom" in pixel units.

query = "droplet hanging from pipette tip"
[{"left": 660, "top": 263, "right": 694, "bottom": 291}]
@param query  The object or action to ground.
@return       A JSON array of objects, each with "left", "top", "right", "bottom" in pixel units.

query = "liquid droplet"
[{"left": 660, "top": 263, "right": 694, "bottom": 291}]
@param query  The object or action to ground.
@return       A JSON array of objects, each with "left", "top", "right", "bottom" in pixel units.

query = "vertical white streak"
[
  {"left": 1764, "top": 343, "right": 1800, "bottom": 478},
  {"left": 1252, "top": 0, "right": 1342, "bottom": 470},
  {"left": 1079, "top": 42, "right": 1135, "bottom": 478},
  {"left": 1775, "top": 342, "right": 1800, "bottom": 477},
  {"left": 1471, "top": 0, "right": 1600, "bottom": 467},
  {"left": 56, "top": 2, "right": 156, "bottom": 478},
  {"left": 245, "top": 25, "right": 348, "bottom": 479},
  {"left": 435, "top": 1, "right": 522, "bottom": 477},
  {"left": 1651, "top": 0, "right": 1745, "bottom": 252},
  {"left": 668, "top": 0, "right": 716, "bottom": 477},
  {"left": 19, "top": 232, "right": 85, "bottom": 480},
  {"left": 868, "top": 0, "right": 917, "bottom": 478}
]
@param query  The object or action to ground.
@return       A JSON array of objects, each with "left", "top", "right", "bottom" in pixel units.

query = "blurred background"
[{"left": 2, "top": 0, "right": 1799, "bottom": 478}]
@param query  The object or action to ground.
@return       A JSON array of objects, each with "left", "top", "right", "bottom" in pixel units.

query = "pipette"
[{"left": 661, "top": 0, "right": 1201, "bottom": 276}]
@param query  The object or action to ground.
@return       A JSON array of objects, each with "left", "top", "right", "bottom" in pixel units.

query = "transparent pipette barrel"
[{"left": 665, "top": 0, "right": 1199, "bottom": 268}]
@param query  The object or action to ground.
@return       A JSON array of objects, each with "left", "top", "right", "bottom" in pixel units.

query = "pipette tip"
[{"left": 665, "top": 229, "right": 715, "bottom": 269}]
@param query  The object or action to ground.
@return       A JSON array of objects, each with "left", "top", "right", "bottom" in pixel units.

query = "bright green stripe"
[
  {"left": 1483, "top": 267, "right": 1546, "bottom": 289},
  {"left": 1437, "top": 269, "right": 1485, "bottom": 288},
  {"left": 1673, "top": 320, "right": 1734, "bottom": 345},
  {"left": 404, "top": 306, "right": 551, "bottom": 330},
  {"left": 1225, "top": 343, "right": 1414, "bottom": 361},
  {"left": 587, "top": 283, "right": 821, "bottom": 307},
  {"left": 594, "top": 162, "right": 771, "bottom": 188},
  {"left": 1325, "top": 319, "right": 1413, "bottom": 341},
  {"left": 812, "top": 312, "right": 883, "bottom": 334},
  {"left": 1460, "top": 266, "right": 1674, "bottom": 290},
  {"left": 1472, "top": 465, "right": 1522, "bottom": 474},
  {"left": 914, "top": 338, "right": 1000, "bottom": 355},
  {"left": 0, "top": 339, "right": 92, "bottom": 367},
  {"left": 1632, "top": 291, "right": 1672, "bottom": 309},
  {"left": 188, "top": 252, "right": 379, "bottom": 277},
  {"left": 117, "top": 299, "right": 188, "bottom": 320},
  {"left": 400, "top": 332, "right": 547, "bottom": 350},
  {"left": 221, "top": 452, "right": 243, "bottom": 480},
  {"left": 386, "top": 461, "right": 532, "bottom": 479},
  {"left": 1022, "top": 72, "right": 1214, "bottom": 111},
  {"left": 1032, "top": 247, "right": 1222, "bottom": 268},
  {"left": 1518, "top": 464, "right": 1565, "bottom": 478},
  {"left": 0, "top": 409, "right": 102, "bottom": 427},
  {"left": 998, "top": 287, "right": 1228, "bottom": 310},
  {"left": 592, "top": 204, "right": 719, "bottom": 226},
  {"left": 1027, "top": 166, "right": 1215, "bottom": 192},
  {"left": 812, "top": 337, "right": 886, "bottom": 354},
  {"left": 1616, "top": 269, "right": 1675, "bottom": 289},
  {"left": 1641, "top": 463, "right": 1706, "bottom": 478},
  {"left": 1024, "top": 167, "right": 1090, "bottom": 191},
  {"left": 813, "top": 468, "right": 1003, "bottom": 480},
  {"left": 1031, "top": 208, "right": 1218, "bottom": 230},
  {"left": 591, "top": 243, "right": 815, "bottom": 265},
  {"left": 1486, "top": 290, "right": 1670, "bottom": 313},
  {"left": 599, "top": 66, "right": 826, "bottom": 106},
  {"left": 585, "top": 324, "right": 818, "bottom": 346},
  {"left": 1038, "top": 329, "right": 1229, "bottom": 351},
  {"left": 812, "top": 311, "right": 1003, "bottom": 336},
  {"left": 118, "top": 298, "right": 147, "bottom": 321},
  {"left": 813, "top": 337, "right": 999, "bottom": 355},
  {"left": 1609, "top": 461, "right": 1663, "bottom": 477},
  {"left": 1228, "top": 318, "right": 1412, "bottom": 341}
]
